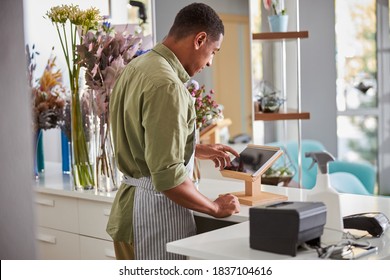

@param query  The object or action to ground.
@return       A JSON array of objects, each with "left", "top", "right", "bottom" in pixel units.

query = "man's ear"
[{"left": 194, "top": 32, "right": 207, "bottom": 50}]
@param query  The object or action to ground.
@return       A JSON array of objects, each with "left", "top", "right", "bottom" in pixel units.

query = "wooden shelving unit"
[
  {"left": 252, "top": 31, "right": 309, "bottom": 122},
  {"left": 252, "top": 2, "right": 309, "bottom": 187}
]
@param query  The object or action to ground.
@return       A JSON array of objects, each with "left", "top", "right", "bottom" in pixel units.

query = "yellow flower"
[
  {"left": 45, "top": 4, "right": 101, "bottom": 31},
  {"left": 45, "top": 5, "right": 71, "bottom": 24}
]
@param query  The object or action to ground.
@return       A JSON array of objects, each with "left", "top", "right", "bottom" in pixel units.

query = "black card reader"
[{"left": 343, "top": 212, "right": 389, "bottom": 237}]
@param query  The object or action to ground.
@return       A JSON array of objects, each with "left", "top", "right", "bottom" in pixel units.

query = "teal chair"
[
  {"left": 266, "top": 140, "right": 376, "bottom": 195},
  {"left": 329, "top": 160, "right": 376, "bottom": 195}
]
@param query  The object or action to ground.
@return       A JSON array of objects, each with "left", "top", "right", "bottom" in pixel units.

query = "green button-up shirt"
[{"left": 107, "top": 43, "right": 196, "bottom": 242}]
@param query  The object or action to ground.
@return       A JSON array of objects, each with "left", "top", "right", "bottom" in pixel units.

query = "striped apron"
[{"left": 121, "top": 152, "right": 197, "bottom": 260}]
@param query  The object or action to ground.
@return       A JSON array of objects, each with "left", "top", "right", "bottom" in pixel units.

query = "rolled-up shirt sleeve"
[{"left": 142, "top": 83, "right": 191, "bottom": 192}]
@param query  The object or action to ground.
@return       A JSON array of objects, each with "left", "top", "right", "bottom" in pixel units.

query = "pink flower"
[
  {"left": 263, "top": 0, "right": 271, "bottom": 10},
  {"left": 185, "top": 79, "right": 223, "bottom": 129}
]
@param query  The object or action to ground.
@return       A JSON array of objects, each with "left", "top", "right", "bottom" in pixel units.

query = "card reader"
[{"left": 343, "top": 212, "right": 390, "bottom": 237}]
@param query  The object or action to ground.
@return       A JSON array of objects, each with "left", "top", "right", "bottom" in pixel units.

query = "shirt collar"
[{"left": 152, "top": 43, "right": 190, "bottom": 83}]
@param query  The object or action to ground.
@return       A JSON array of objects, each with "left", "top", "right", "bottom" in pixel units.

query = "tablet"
[{"left": 224, "top": 145, "right": 283, "bottom": 177}]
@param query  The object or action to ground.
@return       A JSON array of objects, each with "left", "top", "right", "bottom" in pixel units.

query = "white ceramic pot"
[{"left": 268, "top": 15, "right": 289, "bottom": 32}]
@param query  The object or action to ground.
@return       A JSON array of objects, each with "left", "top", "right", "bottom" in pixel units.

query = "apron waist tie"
[{"left": 121, "top": 175, "right": 154, "bottom": 190}]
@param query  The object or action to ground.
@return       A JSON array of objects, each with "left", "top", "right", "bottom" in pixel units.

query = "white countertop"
[
  {"left": 34, "top": 163, "right": 390, "bottom": 260},
  {"left": 168, "top": 178, "right": 390, "bottom": 260},
  {"left": 167, "top": 221, "right": 390, "bottom": 260},
  {"left": 34, "top": 170, "right": 117, "bottom": 203}
]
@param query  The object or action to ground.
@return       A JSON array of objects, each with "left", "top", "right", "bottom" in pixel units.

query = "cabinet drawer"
[
  {"left": 78, "top": 199, "right": 112, "bottom": 240},
  {"left": 36, "top": 227, "right": 80, "bottom": 260},
  {"left": 35, "top": 193, "right": 78, "bottom": 233},
  {"left": 80, "top": 236, "right": 115, "bottom": 260}
]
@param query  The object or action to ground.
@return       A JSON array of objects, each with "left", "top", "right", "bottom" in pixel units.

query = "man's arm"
[
  {"left": 195, "top": 143, "right": 240, "bottom": 169},
  {"left": 163, "top": 177, "right": 240, "bottom": 218}
]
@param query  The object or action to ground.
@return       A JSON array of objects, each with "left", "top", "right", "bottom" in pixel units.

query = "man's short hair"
[{"left": 168, "top": 2, "right": 224, "bottom": 42}]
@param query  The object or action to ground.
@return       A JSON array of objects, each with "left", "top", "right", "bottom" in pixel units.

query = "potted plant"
[
  {"left": 255, "top": 80, "right": 286, "bottom": 113},
  {"left": 261, "top": 147, "right": 295, "bottom": 186},
  {"left": 263, "top": 0, "right": 288, "bottom": 32}
]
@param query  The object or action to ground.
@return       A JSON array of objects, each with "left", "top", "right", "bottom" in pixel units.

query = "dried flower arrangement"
[
  {"left": 77, "top": 21, "right": 143, "bottom": 118},
  {"left": 76, "top": 21, "right": 145, "bottom": 191},
  {"left": 26, "top": 44, "right": 66, "bottom": 133}
]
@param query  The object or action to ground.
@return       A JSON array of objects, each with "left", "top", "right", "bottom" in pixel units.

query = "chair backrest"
[
  {"left": 329, "top": 160, "right": 376, "bottom": 194},
  {"left": 266, "top": 139, "right": 326, "bottom": 189},
  {"left": 286, "top": 140, "right": 327, "bottom": 189},
  {"left": 266, "top": 139, "right": 376, "bottom": 194},
  {"left": 329, "top": 172, "right": 371, "bottom": 195}
]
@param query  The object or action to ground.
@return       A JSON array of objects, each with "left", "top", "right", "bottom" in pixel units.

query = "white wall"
[
  {"left": 300, "top": 0, "right": 338, "bottom": 155},
  {"left": 0, "top": 0, "right": 36, "bottom": 259},
  {"left": 154, "top": 0, "right": 250, "bottom": 88}
]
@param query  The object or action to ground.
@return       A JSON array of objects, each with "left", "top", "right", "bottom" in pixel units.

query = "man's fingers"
[{"left": 222, "top": 145, "right": 240, "bottom": 158}]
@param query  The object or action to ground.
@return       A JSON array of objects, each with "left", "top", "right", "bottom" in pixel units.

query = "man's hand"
[
  {"left": 212, "top": 193, "right": 240, "bottom": 218},
  {"left": 163, "top": 178, "right": 240, "bottom": 218},
  {"left": 195, "top": 144, "right": 240, "bottom": 170}
]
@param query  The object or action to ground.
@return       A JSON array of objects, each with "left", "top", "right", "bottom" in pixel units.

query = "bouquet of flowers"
[
  {"left": 26, "top": 44, "right": 66, "bottom": 132},
  {"left": 77, "top": 21, "right": 144, "bottom": 191},
  {"left": 46, "top": 4, "right": 102, "bottom": 189},
  {"left": 77, "top": 22, "right": 143, "bottom": 118},
  {"left": 186, "top": 80, "right": 223, "bottom": 130}
]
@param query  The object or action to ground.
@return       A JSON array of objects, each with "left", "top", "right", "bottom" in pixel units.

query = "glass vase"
[
  {"left": 70, "top": 88, "right": 95, "bottom": 191},
  {"left": 192, "top": 157, "right": 201, "bottom": 189},
  {"left": 33, "top": 128, "right": 43, "bottom": 180},
  {"left": 94, "top": 108, "right": 118, "bottom": 192},
  {"left": 191, "top": 128, "right": 201, "bottom": 188},
  {"left": 61, "top": 130, "right": 71, "bottom": 174}
]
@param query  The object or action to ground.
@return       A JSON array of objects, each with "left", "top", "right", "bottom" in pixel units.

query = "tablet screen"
[{"left": 224, "top": 146, "right": 281, "bottom": 176}]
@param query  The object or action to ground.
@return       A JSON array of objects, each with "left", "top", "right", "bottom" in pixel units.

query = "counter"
[
  {"left": 34, "top": 164, "right": 390, "bottom": 260},
  {"left": 168, "top": 178, "right": 390, "bottom": 260}
]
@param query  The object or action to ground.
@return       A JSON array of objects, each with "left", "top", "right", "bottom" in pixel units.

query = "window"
[
  {"left": 335, "top": 0, "right": 390, "bottom": 194},
  {"left": 335, "top": 0, "right": 378, "bottom": 176}
]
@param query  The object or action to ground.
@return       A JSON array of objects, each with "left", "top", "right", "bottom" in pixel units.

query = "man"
[{"left": 107, "top": 2, "right": 240, "bottom": 260}]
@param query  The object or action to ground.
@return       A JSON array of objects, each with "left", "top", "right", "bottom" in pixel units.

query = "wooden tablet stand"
[{"left": 220, "top": 145, "right": 288, "bottom": 206}]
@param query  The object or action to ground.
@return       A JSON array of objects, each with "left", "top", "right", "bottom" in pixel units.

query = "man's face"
[{"left": 189, "top": 33, "right": 223, "bottom": 76}]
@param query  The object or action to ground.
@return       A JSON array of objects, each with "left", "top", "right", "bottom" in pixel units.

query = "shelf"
[
  {"left": 254, "top": 101, "right": 310, "bottom": 121},
  {"left": 254, "top": 110, "right": 310, "bottom": 121},
  {"left": 252, "top": 31, "right": 309, "bottom": 41}
]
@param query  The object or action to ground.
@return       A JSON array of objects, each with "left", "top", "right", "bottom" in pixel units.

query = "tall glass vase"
[
  {"left": 191, "top": 128, "right": 201, "bottom": 188},
  {"left": 94, "top": 110, "right": 118, "bottom": 192},
  {"left": 70, "top": 88, "right": 95, "bottom": 190},
  {"left": 61, "top": 130, "right": 71, "bottom": 174},
  {"left": 192, "top": 157, "right": 201, "bottom": 189},
  {"left": 33, "top": 129, "right": 43, "bottom": 180}
]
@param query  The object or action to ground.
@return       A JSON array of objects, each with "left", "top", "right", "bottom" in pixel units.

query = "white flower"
[{"left": 186, "top": 79, "right": 200, "bottom": 91}]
